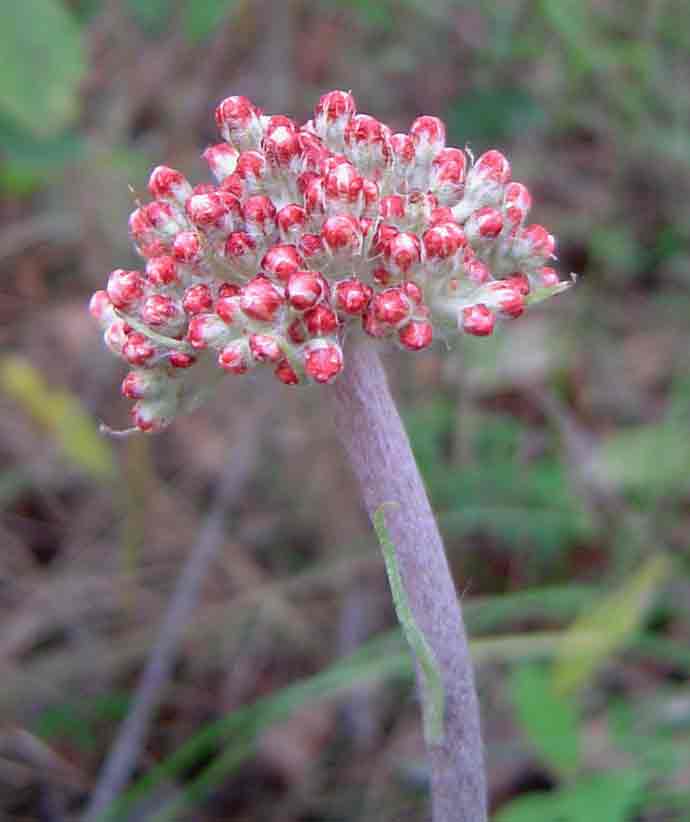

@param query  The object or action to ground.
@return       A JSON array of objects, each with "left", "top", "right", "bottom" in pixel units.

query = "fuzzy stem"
[{"left": 330, "top": 339, "right": 487, "bottom": 822}]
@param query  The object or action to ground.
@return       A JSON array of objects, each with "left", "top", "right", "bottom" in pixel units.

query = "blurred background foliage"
[{"left": 1, "top": 0, "right": 690, "bottom": 820}]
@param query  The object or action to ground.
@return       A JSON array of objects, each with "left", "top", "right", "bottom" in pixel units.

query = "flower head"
[{"left": 90, "top": 91, "right": 572, "bottom": 431}]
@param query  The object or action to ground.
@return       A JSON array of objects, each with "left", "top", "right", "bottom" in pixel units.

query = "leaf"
[
  {"left": 374, "top": 505, "right": 444, "bottom": 743},
  {"left": 538, "top": 0, "right": 604, "bottom": 75},
  {"left": 0, "top": 115, "right": 83, "bottom": 193},
  {"left": 593, "top": 423, "right": 690, "bottom": 499},
  {"left": 447, "top": 88, "right": 546, "bottom": 145},
  {"left": 182, "top": 0, "right": 235, "bottom": 42},
  {"left": 0, "top": 356, "right": 116, "bottom": 481},
  {"left": 0, "top": 0, "right": 86, "bottom": 137},
  {"left": 510, "top": 663, "right": 580, "bottom": 776},
  {"left": 552, "top": 554, "right": 671, "bottom": 696},
  {"left": 495, "top": 771, "right": 644, "bottom": 822},
  {"left": 124, "top": 0, "right": 172, "bottom": 34}
]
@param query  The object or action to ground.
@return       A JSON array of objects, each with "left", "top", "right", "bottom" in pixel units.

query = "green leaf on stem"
[{"left": 373, "top": 504, "right": 445, "bottom": 744}]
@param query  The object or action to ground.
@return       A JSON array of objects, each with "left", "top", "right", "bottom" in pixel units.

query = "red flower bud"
[
  {"left": 261, "top": 243, "right": 304, "bottom": 282},
  {"left": 169, "top": 351, "right": 196, "bottom": 368},
  {"left": 182, "top": 284, "right": 214, "bottom": 315},
  {"left": 461, "top": 304, "right": 495, "bottom": 336},
  {"left": 89, "top": 290, "right": 114, "bottom": 324},
  {"left": 372, "top": 287, "right": 412, "bottom": 327},
  {"left": 203, "top": 144, "right": 239, "bottom": 181},
  {"left": 322, "top": 214, "right": 362, "bottom": 254},
  {"left": 242, "top": 195, "right": 277, "bottom": 238},
  {"left": 148, "top": 166, "right": 192, "bottom": 204},
  {"left": 303, "top": 339, "right": 344, "bottom": 383},
  {"left": 538, "top": 266, "right": 561, "bottom": 287},
  {"left": 274, "top": 359, "right": 300, "bottom": 385},
  {"left": 215, "top": 295, "right": 240, "bottom": 324},
  {"left": 334, "top": 278, "right": 372, "bottom": 315},
  {"left": 466, "top": 207, "right": 504, "bottom": 240},
  {"left": 240, "top": 276, "right": 284, "bottom": 321},
  {"left": 398, "top": 319, "right": 433, "bottom": 351},
  {"left": 172, "top": 231, "right": 202, "bottom": 265},
  {"left": 186, "top": 313, "right": 230, "bottom": 349},
  {"left": 303, "top": 303, "right": 338, "bottom": 335},
  {"left": 141, "top": 294, "right": 184, "bottom": 331},
  {"left": 277, "top": 203, "right": 307, "bottom": 242},
  {"left": 423, "top": 222, "right": 466, "bottom": 260},
  {"left": 474, "top": 150, "right": 511, "bottom": 185},
  {"left": 122, "top": 331, "right": 156, "bottom": 365},
  {"left": 107, "top": 269, "right": 145, "bottom": 309},
  {"left": 249, "top": 333, "right": 283, "bottom": 362},
  {"left": 286, "top": 270, "right": 326, "bottom": 311},
  {"left": 410, "top": 115, "right": 446, "bottom": 151},
  {"left": 384, "top": 231, "right": 421, "bottom": 277},
  {"left": 215, "top": 95, "right": 263, "bottom": 150},
  {"left": 503, "top": 182, "right": 532, "bottom": 225},
  {"left": 380, "top": 195, "right": 406, "bottom": 222},
  {"left": 146, "top": 255, "right": 179, "bottom": 287},
  {"left": 219, "top": 339, "right": 251, "bottom": 374}
]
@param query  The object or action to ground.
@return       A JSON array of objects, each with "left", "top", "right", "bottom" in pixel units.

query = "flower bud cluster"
[{"left": 90, "top": 90, "right": 570, "bottom": 431}]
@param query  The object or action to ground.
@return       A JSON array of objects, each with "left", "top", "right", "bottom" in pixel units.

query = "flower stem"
[{"left": 330, "top": 339, "right": 487, "bottom": 822}]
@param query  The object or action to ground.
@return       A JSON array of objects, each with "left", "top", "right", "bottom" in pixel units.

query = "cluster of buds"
[{"left": 90, "top": 90, "right": 570, "bottom": 432}]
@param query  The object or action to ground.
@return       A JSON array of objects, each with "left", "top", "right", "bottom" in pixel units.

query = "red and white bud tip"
[
  {"left": 240, "top": 276, "right": 284, "bottom": 322},
  {"left": 461, "top": 304, "right": 495, "bottom": 336},
  {"left": 215, "top": 96, "right": 263, "bottom": 150},
  {"left": 334, "top": 278, "right": 372, "bottom": 315},
  {"left": 148, "top": 166, "right": 192, "bottom": 204},
  {"left": 303, "top": 339, "right": 344, "bottom": 384},
  {"left": 398, "top": 319, "right": 433, "bottom": 351},
  {"left": 261, "top": 243, "right": 304, "bottom": 283},
  {"left": 203, "top": 144, "right": 240, "bottom": 181},
  {"left": 219, "top": 339, "right": 251, "bottom": 374}
]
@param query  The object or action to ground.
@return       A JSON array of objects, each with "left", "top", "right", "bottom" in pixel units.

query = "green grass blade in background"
[
  {"left": 0, "top": 356, "right": 116, "bottom": 482},
  {"left": 552, "top": 554, "right": 671, "bottom": 696}
]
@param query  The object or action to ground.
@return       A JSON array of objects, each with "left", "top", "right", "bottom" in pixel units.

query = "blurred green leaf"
[
  {"left": 125, "top": 0, "right": 172, "bottom": 34},
  {"left": 332, "top": 0, "right": 393, "bottom": 29},
  {"left": 594, "top": 423, "right": 690, "bottom": 499},
  {"left": 72, "top": 0, "right": 104, "bottom": 21},
  {"left": 0, "top": 116, "right": 83, "bottom": 194},
  {"left": 538, "top": 0, "right": 603, "bottom": 75},
  {"left": 495, "top": 771, "right": 644, "bottom": 822},
  {"left": 510, "top": 663, "right": 580, "bottom": 776},
  {"left": 0, "top": 0, "right": 85, "bottom": 137},
  {"left": 182, "top": 0, "right": 235, "bottom": 42},
  {"left": 0, "top": 356, "right": 116, "bottom": 481},
  {"left": 35, "top": 691, "right": 130, "bottom": 753},
  {"left": 553, "top": 554, "right": 671, "bottom": 696},
  {"left": 447, "top": 89, "right": 546, "bottom": 145}
]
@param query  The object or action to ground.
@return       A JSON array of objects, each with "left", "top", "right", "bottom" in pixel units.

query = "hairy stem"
[{"left": 330, "top": 340, "right": 487, "bottom": 822}]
